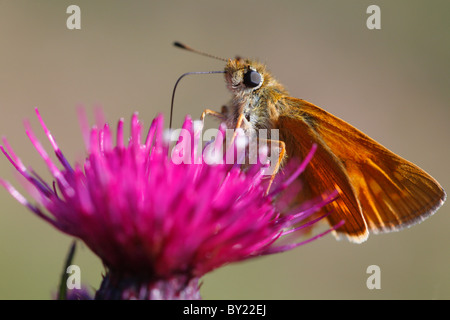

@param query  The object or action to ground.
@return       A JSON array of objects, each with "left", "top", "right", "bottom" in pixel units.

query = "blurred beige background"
[{"left": 0, "top": 0, "right": 449, "bottom": 299}]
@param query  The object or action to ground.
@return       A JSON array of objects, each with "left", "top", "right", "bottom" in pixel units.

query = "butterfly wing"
[{"left": 277, "top": 97, "right": 446, "bottom": 243}]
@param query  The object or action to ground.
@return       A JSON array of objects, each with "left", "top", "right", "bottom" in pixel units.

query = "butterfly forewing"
[{"left": 278, "top": 97, "right": 446, "bottom": 242}]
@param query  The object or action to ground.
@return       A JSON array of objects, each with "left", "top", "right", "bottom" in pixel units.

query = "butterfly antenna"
[
  {"left": 170, "top": 70, "right": 225, "bottom": 129},
  {"left": 170, "top": 42, "right": 228, "bottom": 129},
  {"left": 174, "top": 41, "right": 229, "bottom": 62}
]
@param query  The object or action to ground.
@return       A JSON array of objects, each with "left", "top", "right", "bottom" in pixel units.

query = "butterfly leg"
[
  {"left": 227, "top": 113, "right": 286, "bottom": 195},
  {"left": 203, "top": 111, "right": 245, "bottom": 153},
  {"left": 258, "top": 138, "right": 286, "bottom": 195},
  {"left": 228, "top": 112, "right": 245, "bottom": 145},
  {"left": 200, "top": 109, "right": 226, "bottom": 122},
  {"left": 199, "top": 110, "right": 285, "bottom": 194}
]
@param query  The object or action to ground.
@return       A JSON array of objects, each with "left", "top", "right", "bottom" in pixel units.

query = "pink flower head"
[{"left": 1, "top": 109, "right": 342, "bottom": 299}]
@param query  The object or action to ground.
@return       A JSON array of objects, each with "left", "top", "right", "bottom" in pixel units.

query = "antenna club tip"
[
  {"left": 173, "top": 41, "right": 187, "bottom": 49},
  {"left": 172, "top": 41, "right": 228, "bottom": 62}
]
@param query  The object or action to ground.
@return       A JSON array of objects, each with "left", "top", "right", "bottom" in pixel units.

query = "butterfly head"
[
  {"left": 225, "top": 58, "right": 266, "bottom": 93},
  {"left": 225, "top": 57, "right": 288, "bottom": 101}
]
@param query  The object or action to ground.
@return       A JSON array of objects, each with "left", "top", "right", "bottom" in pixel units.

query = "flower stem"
[{"left": 95, "top": 272, "right": 201, "bottom": 300}]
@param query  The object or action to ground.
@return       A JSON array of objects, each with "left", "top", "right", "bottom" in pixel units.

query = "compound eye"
[{"left": 243, "top": 69, "right": 262, "bottom": 88}]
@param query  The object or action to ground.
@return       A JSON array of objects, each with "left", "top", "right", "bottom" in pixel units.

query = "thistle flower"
[{"left": 0, "top": 109, "right": 342, "bottom": 300}]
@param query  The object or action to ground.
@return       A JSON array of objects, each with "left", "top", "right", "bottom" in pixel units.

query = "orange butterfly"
[{"left": 175, "top": 42, "right": 446, "bottom": 243}]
